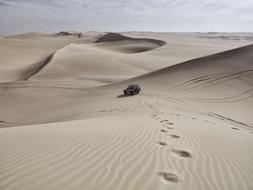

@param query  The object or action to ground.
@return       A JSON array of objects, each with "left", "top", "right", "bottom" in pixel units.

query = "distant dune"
[
  {"left": 96, "top": 32, "right": 165, "bottom": 45},
  {"left": 0, "top": 32, "right": 252, "bottom": 190},
  {"left": 96, "top": 32, "right": 166, "bottom": 53}
]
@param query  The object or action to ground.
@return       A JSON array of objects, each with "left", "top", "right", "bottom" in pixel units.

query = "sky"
[{"left": 0, "top": 0, "right": 253, "bottom": 34}]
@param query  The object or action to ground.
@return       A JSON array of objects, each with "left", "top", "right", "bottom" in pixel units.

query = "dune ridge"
[{"left": 22, "top": 54, "right": 54, "bottom": 80}]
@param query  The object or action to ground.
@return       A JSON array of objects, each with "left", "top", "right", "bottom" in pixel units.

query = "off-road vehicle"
[{"left": 123, "top": 84, "right": 141, "bottom": 95}]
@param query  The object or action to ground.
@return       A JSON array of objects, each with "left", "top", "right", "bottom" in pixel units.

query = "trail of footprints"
[
  {"left": 150, "top": 112, "right": 192, "bottom": 185},
  {"left": 151, "top": 111, "right": 243, "bottom": 185},
  {"left": 150, "top": 101, "right": 245, "bottom": 183}
]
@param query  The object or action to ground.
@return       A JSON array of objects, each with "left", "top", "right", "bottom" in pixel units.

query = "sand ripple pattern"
[{"left": 0, "top": 111, "right": 252, "bottom": 190}]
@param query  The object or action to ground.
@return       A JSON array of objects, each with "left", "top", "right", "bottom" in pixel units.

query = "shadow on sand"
[{"left": 117, "top": 94, "right": 130, "bottom": 98}]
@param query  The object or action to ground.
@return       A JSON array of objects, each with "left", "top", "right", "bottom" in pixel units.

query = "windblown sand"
[{"left": 0, "top": 32, "right": 252, "bottom": 190}]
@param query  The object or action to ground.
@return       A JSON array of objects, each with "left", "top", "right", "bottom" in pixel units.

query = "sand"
[{"left": 0, "top": 32, "right": 252, "bottom": 190}]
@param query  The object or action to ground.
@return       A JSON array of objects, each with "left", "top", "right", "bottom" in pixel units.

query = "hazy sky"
[{"left": 0, "top": 0, "right": 253, "bottom": 34}]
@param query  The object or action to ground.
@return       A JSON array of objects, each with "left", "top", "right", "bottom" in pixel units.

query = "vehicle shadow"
[{"left": 117, "top": 94, "right": 130, "bottom": 98}]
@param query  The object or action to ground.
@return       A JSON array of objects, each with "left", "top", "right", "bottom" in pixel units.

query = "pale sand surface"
[{"left": 0, "top": 32, "right": 252, "bottom": 190}]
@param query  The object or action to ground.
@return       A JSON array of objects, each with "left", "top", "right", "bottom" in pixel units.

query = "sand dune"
[
  {"left": 96, "top": 32, "right": 165, "bottom": 45},
  {"left": 96, "top": 32, "right": 166, "bottom": 53},
  {"left": 123, "top": 44, "right": 253, "bottom": 124},
  {"left": 29, "top": 43, "right": 146, "bottom": 84},
  {"left": 28, "top": 33, "right": 166, "bottom": 83},
  {"left": 1, "top": 32, "right": 249, "bottom": 83},
  {"left": 0, "top": 32, "right": 252, "bottom": 190},
  {"left": 0, "top": 33, "right": 82, "bottom": 82},
  {"left": 20, "top": 32, "right": 253, "bottom": 84},
  {"left": 1, "top": 41, "right": 252, "bottom": 126}
]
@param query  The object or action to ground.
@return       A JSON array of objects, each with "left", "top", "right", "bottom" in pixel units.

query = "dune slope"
[
  {"left": 124, "top": 44, "right": 253, "bottom": 124},
  {"left": 0, "top": 33, "right": 83, "bottom": 82}
]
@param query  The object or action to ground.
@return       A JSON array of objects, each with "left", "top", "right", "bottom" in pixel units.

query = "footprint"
[
  {"left": 172, "top": 149, "right": 192, "bottom": 158},
  {"left": 160, "top": 129, "right": 168, "bottom": 133},
  {"left": 157, "top": 141, "right": 168, "bottom": 146},
  {"left": 158, "top": 172, "right": 179, "bottom": 184},
  {"left": 192, "top": 117, "right": 197, "bottom": 120},
  {"left": 169, "top": 134, "right": 180, "bottom": 138},
  {"left": 166, "top": 127, "right": 174, "bottom": 130},
  {"left": 231, "top": 127, "right": 239, "bottom": 130},
  {"left": 167, "top": 122, "right": 174, "bottom": 125}
]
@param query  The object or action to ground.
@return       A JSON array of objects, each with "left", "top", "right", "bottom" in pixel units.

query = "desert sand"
[{"left": 0, "top": 32, "right": 252, "bottom": 190}]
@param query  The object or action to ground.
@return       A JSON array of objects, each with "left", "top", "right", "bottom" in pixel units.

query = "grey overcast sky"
[{"left": 0, "top": 0, "right": 253, "bottom": 34}]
